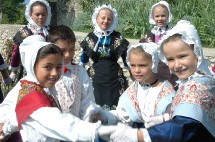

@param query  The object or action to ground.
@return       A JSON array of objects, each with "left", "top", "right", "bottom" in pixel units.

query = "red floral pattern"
[{"left": 170, "top": 80, "right": 215, "bottom": 123}]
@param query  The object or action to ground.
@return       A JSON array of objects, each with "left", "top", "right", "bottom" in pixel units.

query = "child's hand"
[
  {"left": 145, "top": 113, "right": 170, "bottom": 128},
  {"left": 89, "top": 110, "right": 108, "bottom": 124},
  {"left": 3, "top": 77, "right": 13, "bottom": 86},
  {"left": 9, "top": 72, "right": 16, "bottom": 82}
]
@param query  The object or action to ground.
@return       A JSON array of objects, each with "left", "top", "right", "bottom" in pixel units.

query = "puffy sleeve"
[
  {"left": 142, "top": 116, "right": 215, "bottom": 142},
  {"left": 26, "top": 107, "right": 99, "bottom": 142}
]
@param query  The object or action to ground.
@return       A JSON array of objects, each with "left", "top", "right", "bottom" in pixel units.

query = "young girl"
[
  {"left": 109, "top": 20, "right": 215, "bottom": 142},
  {"left": 139, "top": 1, "right": 178, "bottom": 87},
  {"left": 9, "top": 0, "right": 51, "bottom": 81},
  {"left": 80, "top": 4, "right": 129, "bottom": 110},
  {"left": 91, "top": 43, "right": 175, "bottom": 129},
  {"left": 0, "top": 35, "right": 116, "bottom": 142},
  {"left": 0, "top": 54, "right": 12, "bottom": 103}
]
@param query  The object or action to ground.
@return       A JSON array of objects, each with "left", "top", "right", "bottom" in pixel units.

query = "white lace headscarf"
[
  {"left": 25, "top": 0, "right": 51, "bottom": 36},
  {"left": 19, "top": 35, "right": 50, "bottom": 83},
  {"left": 149, "top": 0, "right": 173, "bottom": 25},
  {"left": 158, "top": 20, "right": 212, "bottom": 76},
  {"left": 92, "top": 4, "right": 118, "bottom": 51},
  {"left": 126, "top": 43, "right": 159, "bottom": 73}
]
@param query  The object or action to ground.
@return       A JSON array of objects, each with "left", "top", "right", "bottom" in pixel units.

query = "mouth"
[
  {"left": 175, "top": 68, "right": 187, "bottom": 75},
  {"left": 134, "top": 75, "right": 143, "bottom": 80}
]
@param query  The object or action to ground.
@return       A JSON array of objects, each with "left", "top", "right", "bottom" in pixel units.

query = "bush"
[{"left": 74, "top": 0, "right": 215, "bottom": 48}]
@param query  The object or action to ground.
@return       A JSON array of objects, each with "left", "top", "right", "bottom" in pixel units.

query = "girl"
[
  {"left": 79, "top": 5, "right": 129, "bottom": 110},
  {"left": 9, "top": 0, "right": 51, "bottom": 81},
  {"left": 109, "top": 20, "right": 215, "bottom": 142},
  {"left": 139, "top": 1, "right": 178, "bottom": 87},
  {"left": 91, "top": 43, "right": 175, "bottom": 129},
  {"left": 0, "top": 35, "right": 115, "bottom": 142}
]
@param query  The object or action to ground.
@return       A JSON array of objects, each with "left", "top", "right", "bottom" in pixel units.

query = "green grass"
[{"left": 73, "top": 0, "right": 215, "bottom": 48}]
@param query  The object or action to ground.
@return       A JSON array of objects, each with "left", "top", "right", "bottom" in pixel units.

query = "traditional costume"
[
  {"left": 0, "top": 35, "right": 105, "bottom": 142},
  {"left": 80, "top": 5, "right": 129, "bottom": 109},
  {"left": 10, "top": 0, "right": 51, "bottom": 74},
  {"left": 139, "top": 1, "right": 178, "bottom": 87},
  {"left": 106, "top": 43, "right": 175, "bottom": 128},
  {"left": 55, "top": 61, "right": 99, "bottom": 120},
  {"left": 139, "top": 20, "right": 215, "bottom": 142}
]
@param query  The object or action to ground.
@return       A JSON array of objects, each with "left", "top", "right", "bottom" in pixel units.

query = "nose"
[
  {"left": 134, "top": 66, "right": 141, "bottom": 73},
  {"left": 174, "top": 59, "right": 181, "bottom": 69},
  {"left": 51, "top": 68, "right": 60, "bottom": 76}
]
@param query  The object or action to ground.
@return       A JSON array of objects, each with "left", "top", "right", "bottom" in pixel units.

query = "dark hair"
[
  {"left": 34, "top": 44, "right": 63, "bottom": 68},
  {"left": 47, "top": 25, "right": 76, "bottom": 43},
  {"left": 30, "top": 1, "right": 47, "bottom": 14}
]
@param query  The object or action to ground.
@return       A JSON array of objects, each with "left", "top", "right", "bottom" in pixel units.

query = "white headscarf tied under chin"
[
  {"left": 25, "top": 0, "right": 51, "bottom": 35},
  {"left": 92, "top": 4, "right": 118, "bottom": 37},
  {"left": 149, "top": 0, "right": 173, "bottom": 25},
  {"left": 158, "top": 20, "right": 212, "bottom": 76},
  {"left": 126, "top": 43, "right": 159, "bottom": 73},
  {"left": 19, "top": 35, "right": 51, "bottom": 83}
]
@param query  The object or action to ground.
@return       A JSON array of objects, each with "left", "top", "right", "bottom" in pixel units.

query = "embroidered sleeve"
[{"left": 80, "top": 34, "right": 100, "bottom": 62}]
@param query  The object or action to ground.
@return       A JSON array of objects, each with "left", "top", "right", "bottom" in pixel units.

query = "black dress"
[{"left": 80, "top": 31, "right": 129, "bottom": 109}]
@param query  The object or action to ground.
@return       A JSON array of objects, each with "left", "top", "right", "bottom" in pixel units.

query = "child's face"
[
  {"left": 129, "top": 52, "right": 154, "bottom": 83},
  {"left": 30, "top": 5, "right": 48, "bottom": 26},
  {"left": 162, "top": 39, "right": 198, "bottom": 80},
  {"left": 153, "top": 5, "right": 169, "bottom": 27},
  {"left": 34, "top": 54, "right": 63, "bottom": 88},
  {"left": 96, "top": 9, "right": 113, "bottom": 31},
  {"left": 55, "top": 40, "right": 75, "bottom": 65}
]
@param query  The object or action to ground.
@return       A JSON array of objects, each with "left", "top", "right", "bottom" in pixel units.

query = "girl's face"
[
  {"left": 153, "top": 5, "right": 169, "bottom": 27},
  {"left": 55, "top": 40, "right": 75, "bottom": 65},
  {"left": 129, "top": 52, "right": 154, "bottom": 84},
  {"left": 162, "top": 38, "right": 198, "bottom": 80},
  {"left": 34, "top": 54, "right": 63, "bottom": 88},
  {"left": 96, "top": 9, "right": 113, "bottom": 31},
  {"left": 30, "top": 5, "right": 48, "bottom": 26}
]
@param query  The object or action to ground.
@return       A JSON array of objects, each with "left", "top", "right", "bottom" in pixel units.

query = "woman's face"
[
  {"left": 162, "top": 38, "right": 198, "bottom": 80},
  {"left": 30, "top": 5, "right": 48, "bottom": 26},
  {"left": 34, "top": 54, "right": 63, "bottom": 88},
  {"left": 96, "top": 9, "right": 113, "bottom": 31}
]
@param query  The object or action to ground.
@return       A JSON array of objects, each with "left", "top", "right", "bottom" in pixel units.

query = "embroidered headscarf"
[
  {"left": 19, "top": 35, "right": 50, "bottom": 83},
  {"left": 149, "top": 0, "right": 172, "bottom": 25},
  {"left": 25, "top": 0, "right": 51, "bottom": 35},
  {"left": 158, "top": 20, "right": 212, "bottom": 76},
  {"left": 126, "top": 43, "right": 159, "bottom": 73}
]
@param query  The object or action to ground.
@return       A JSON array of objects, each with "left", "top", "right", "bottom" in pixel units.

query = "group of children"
[{"left": 0, "top": 0, "right": 214, "bottom": 141}]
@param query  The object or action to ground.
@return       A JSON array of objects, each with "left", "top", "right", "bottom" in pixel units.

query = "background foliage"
[
  {"left": 0, "top": 0, "right": 214, "bottom": 48},
  {"left": 73, "top": 0, "right": 215, "bottom": 48},
  {"left": 0, "top": 0, "right": 27, "bottom": 24}
]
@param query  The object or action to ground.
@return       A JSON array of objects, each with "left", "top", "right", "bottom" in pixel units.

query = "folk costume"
[
  {"left": 0, "top": 35, "right": 105, "bottom": 142},
  {"left": 10, "top": 0, "right": 51, "bottom": 73},
  {"left": 80, "top": 5, "right": 129, "bottom": 109},
  {"left": 139, "top": 1, "right": 178, "bottom": 87},
  {"left": 107, "top": 43, "right": 175, "bottom": 128},
  {"left": 55, "top": 61, "right": 99, "bottom": 120},
  {"left": 139, "top": 20, "right": 215, "bottom": 142}
]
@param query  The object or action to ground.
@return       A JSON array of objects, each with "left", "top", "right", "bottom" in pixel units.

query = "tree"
[{"left": 0, "top": 0, "right": 27, "bottom": 24}]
